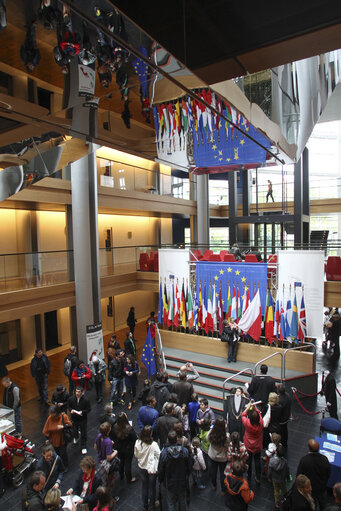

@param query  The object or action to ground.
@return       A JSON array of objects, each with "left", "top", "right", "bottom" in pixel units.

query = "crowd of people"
[{"left": 0, "top": 311, "right": 340, "bottom": 511}]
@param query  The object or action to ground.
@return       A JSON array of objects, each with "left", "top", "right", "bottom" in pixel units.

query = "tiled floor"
[{"left": 2, "top": 337, "right": 340, "bottom": 510}]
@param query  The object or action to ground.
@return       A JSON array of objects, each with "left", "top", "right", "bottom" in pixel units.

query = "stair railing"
[
  {"left": 283, "top": 342, "right": 316, "bottom": 379},
  {"left": 254, "top": 352, "right": 284, "bottom": 380},
  {"left": 222, "top": 368, "right": 254, "bottom": 402},
  {"left": 155, "top": 324, "right": 166, "bottom": 372}
]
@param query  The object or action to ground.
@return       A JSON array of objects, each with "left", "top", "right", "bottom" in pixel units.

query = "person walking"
[
  {"left": 94, "top": 422, "right": 118, "bottom": 488},
  {"left": 68, "top": 387, "right": 91, "bottom": 455},
  {"left": 134, "top": 425, "right": 161, "bottom": 511},
  {"left": 42, "top": 405, "right": 72, "bottom": 469},
  {"left": 127, "top": 306, "right": 137, "bottom": 334},
  {"left": 2, "top": 376, "right": 22, "bottom": 436},
  {"left": 30, "top": 349, "right": 50, "bottom": 405},
  {"left": 108, "top": 350, "right": 125, "bottom": 406},
  {"left": 123, "top": 355, "right": 139, "bottom": 410},
  {"left": 266, "top": 180, "right": 274, "bottom": 202},
  {"left": 158, "top": 429, "right": 192, "bottom": 511},
  {"left": 89, "top": 355, "right": 107, "bottom": 404},
  {"left": 63, "top": 346, "right": 78, "bottom": 394}
]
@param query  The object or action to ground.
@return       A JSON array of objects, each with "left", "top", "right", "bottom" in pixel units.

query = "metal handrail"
[
  {"left": 254, "top": 352, "right": 284, "bottom": 380},
  {"left": 155, "top": 324, "right": 166, "bottom": 373},
  {"left": 283, "top": 342, "right": 316, "bottom": 379},
  {"left": 222, "top": 368, "right": 254, "bottom": 402}
]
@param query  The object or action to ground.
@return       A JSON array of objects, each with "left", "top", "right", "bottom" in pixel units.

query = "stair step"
[
  {"left": 167, "top": 371, "right": 247, "bottom": 391},
  {"left": 164, "top": 354, "right": 253, "bottom": 378},
  {"left": 165, "top": 362, "right": 250, "bottom": 384}
]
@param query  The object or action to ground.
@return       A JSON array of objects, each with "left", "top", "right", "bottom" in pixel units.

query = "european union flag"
[{"left": 141, "top": 328, "right": 156, "bottom": 378}]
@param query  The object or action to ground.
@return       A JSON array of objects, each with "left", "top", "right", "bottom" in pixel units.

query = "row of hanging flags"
[
  {"left": 158, "top": 268, "right": 307, "bottom": 344},
  {"left": 152, "top": 89, "right": 271, "bottom": 172}
]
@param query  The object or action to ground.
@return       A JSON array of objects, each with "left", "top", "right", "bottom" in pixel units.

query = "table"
[{"left": 315, "top": 433, "right": 341, "bottom": 487}]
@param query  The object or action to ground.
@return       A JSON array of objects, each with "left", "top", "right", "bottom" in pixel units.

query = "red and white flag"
[{"left": 237, "top": 289, "right": 262, "bottom": 341}]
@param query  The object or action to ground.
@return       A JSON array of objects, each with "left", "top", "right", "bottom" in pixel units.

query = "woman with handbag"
[
  {"left": 112, "top": 412, "right": 137, "bottom": 483},
  {"left": 94, "top": 422, "right": 118, "bottom": 488},
  {"left": 123, "top": 355, "right": 139, "bottom": 410},
  {"left": 66, "top": 456, "right": 102, "bottom": 511},
  {"left": 134, "top": 425, "right": 160, "bottom": 511},
  {"left": 42, "top": 405, "right": 72, "bottom": 469}
]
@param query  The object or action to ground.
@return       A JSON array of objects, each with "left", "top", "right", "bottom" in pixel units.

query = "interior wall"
[
  {"left": 101, "top": 298, "right": 114, "bottom": 333},
  {"left": 20, "top": 316, "right": 36, "bottom": 361},
  {"left": 57, "top": 307, "right": 71, "bottom": 346},
  {"left": 161, "top": 217, "right": 173, "bottom": 245},
  {"left": 37, "top": 211, "right": 67, "bottom": 276},
  {"left": 114, "top": 290, "right": 158, "bottom": 331}
]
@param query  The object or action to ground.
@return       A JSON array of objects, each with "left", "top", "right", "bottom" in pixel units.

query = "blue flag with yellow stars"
[{"left": 142, "top": 328, "right": 156, "bottom": 378}]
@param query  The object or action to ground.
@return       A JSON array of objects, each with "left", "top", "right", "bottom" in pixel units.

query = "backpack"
[{"left": 63, "top": 356, "right": 72, "bottom": 377}]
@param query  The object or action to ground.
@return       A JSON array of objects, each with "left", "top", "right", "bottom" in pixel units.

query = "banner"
[
  {"left": 196, "top": 261, "right": 268, "bottom": 316},
  {"left": 78, "top": 64, "right": 96, "bottom": 97},
  {"left": 277, "top": 250, "right": 324, "bottom": 339},
  {"left": 86, "top": 322, "right": 104, "bottom": 362}
]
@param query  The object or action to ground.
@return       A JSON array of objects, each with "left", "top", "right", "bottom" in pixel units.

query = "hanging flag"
[
  {"left": 193, "top": 289, "right": 198, "bottom": 331},
  {"left": 168, "top": 280, "right": 174, "bottom": 327},
  {"left": 198, "top": 281, "right": 203, "bottom": 328},
  {"left": 238, "top": 289, "right": 262, "bottom": 341},
  {"left": 141, "top": 328, "right": 157, "bottom": 378},
  {"left": 298, "top": 294, "right": 307, "bottom": 341},
  {"left": 212, "top": 283, "right": 217, "bottom": 332},
  {"left": 181, "top": 281, "right": 187, "bottom": 328},
  {"left": 265, "top": 293, "right": 275, "bottom": 344},
  {"left": 285, "top": 298, "right": 292, "bottom": 338},
  {"left": 174, "top": 281, "right": 180, "bottom": 327},
  {"left": 280, "top": 300, "right": 286, "bottom": 341},
  {"left": 202, "top": 282, "right": 208, "bottom": 329},
  {"left": 290, "top": 290, "right": 299, "bottom": 343},
  {"left": 188, "top": 285, "right": 194, "bottom": 330},
  {"left": 231, "top": 284, "right": 237, "bottom": 320},
  {"left": 274, "top": 294, "right": 280, "bottom": 339},
  {"left": 226, "top": 283, "right": 232, "bottom": 320},
  {"left": 218, "top": 287, "right": 224, "bottom": 335},
  {"left": 206, "top": 283, "right": 213, "bottom": 333},
  {"left": 236, "top": 286, "right": 242, "bottom": 323},
  {"left": 158, "top": 281, "right": 163, "bottom": 324},
  {"left": 242, "top": 286, "right": 250, "bottom": 315}
]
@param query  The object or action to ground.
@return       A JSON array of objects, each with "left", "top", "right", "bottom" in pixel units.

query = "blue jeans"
[
  {"left": 166, "top": 489, "right": 187, "bottom": 511},
  {"left": 14, "top": 406, "right": 22, "bottom": 434},
  {"left": 139, "top": 468, "right": 157, "bottom": 508},
  {"left": 35, "top": 375, "right": 48, "bottom": 402},
  {"left": 110, "top": 377, "right": 123, "bottom": 403}
]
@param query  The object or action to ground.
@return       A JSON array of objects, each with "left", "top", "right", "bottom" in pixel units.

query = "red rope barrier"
[
  {"left": 336, "top": 387, "right": 341, "bottom": 398},
  {"left": 293, "top": 391, "right": 323, "bottom": 415},
  {"left": 294, "top": 388, "right": 322, "bottom": 398}
]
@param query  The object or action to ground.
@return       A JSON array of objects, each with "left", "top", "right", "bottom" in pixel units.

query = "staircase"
[{"left": 164, "top": 347, "right": 282, "bottom": 414}]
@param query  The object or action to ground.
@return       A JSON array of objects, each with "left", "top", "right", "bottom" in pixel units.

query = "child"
[
  {"left": 182, "top": 404, "right": 190, "bottom": 440},
  {"left": 138, "top": 379, "right": 151, "bottom": 406},
  {"left": 199, "top": 417, "right": 211, "bottom": 467},
  {"left": 263, "top": 432, "right": 281, "bottom": 475},
  {"left": 267, "top": 444, "right": 290, "bottom": 509},
  {"left": 225, "top": 460, "right": 254, "bottom": 511},
  {"left": 188, "top": 392, "right": 200, "bottom": 439},
  {"left": 225, "top": 431, "right": 249, "bottom": 476},
  {"left": 192, "top": 436, "right": 206, "bottom": 489}
]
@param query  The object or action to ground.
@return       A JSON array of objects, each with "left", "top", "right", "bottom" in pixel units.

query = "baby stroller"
[{"left": 1, "top": 433, "right": 37, "bottom": 487}]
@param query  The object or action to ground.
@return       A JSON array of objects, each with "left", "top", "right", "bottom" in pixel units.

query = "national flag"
[
  {"left": 274, "top": 295, "right": 280, "bottom": 338},
  {"left": 206, "top": 283, "right": 213, "bottom": 333},
  {"left": 193, "top": 289, "right": 198, "bottom": 331},
  {"left": 236, "top": 286, "right": 242, "bottom": 322},
  {"left": 285, "top": 298, "right": 292, "bottom": 338},
  {"left": 238, "top": 289, "right": 262, "bottom": 341},
  {"left": 280, "top": 300, "right": 286, "bottom": 341},
  {"left": 181, "top": 281, "right": 186, "bottom": 328},
  {"left": 168, "top": 280, "right": 174, "bottom": 326},
  {"left": 188, "top": 285, "right": 194, "bottom": 330},
  {"left": 226, "top": 284, "right": 232, "bottom": 320},
  {"left": 198, "top": 282, "right": 203, "bottom": 328},
  {"left": 141, "top": 328, "right": 156, "bottom": 378},
  {"left": 202, "top": 282, "right": 208, "bottom": 329},
  {"left": 290, "top": 291, "right": 299, "bottom": 342},
  {"left": 265, "top": 292, "right": 274, "bottom": 343},
  {"left": 218, "top": 287, "right": 224, "bottom": 335},
  {"left": 212, "top": 283, "right": 217, "bottom": 332},
  {"left": 231, "top": 284, "right": 237, "bottom": 320},
  {"left": 242, "top": 286, "right": 250, "bottom": 315},
  {"left": 298, "top": 294, "right": 306, "bottom": 341},
  {"left": 163, "top": 282, "right": 168, "bottom": 326},
  {"left": 158, "top": 281, "right": 163, "bottom": 324},
  {"left": 174, "top": 282, "right": 180, "bottom": 327},
  {"left": 264, "top": 289, "right": 269, "bottom": 324}
]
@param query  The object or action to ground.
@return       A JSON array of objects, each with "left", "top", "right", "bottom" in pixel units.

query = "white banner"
[
  {"left": 277, "top": 250, "right": 324, "bottom": 339},
  {"left": 86, "top": 322, "right": 104, "bottom": 362},
  {"left": 78, "top": 64, "right": 95, "bottom": 97},
  {"left": 158, "top": 248, "right": 190, "bottom": 284}
]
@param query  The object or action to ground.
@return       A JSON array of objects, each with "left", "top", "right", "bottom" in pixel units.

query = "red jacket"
[
  {"left": 71, "top": 366, "right": 92, "bottom": 391},
  {"left": 241, "top": 409, "right": 263, "bottom": 454}
]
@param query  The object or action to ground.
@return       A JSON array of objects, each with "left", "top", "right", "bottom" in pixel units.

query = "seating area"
[{"left": 138, "top": 251, "right": 159, "bottom": 272}]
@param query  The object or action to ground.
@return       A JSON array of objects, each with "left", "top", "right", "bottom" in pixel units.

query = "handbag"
[
  {"left": 108, "top": 455, "right": 121, "bottom": 474},
  {"left": 263, "top": 405, "right": 271, "bottom": 429},
  {"left": 62, "top": 414, "right": 73, "bottom": 444}
]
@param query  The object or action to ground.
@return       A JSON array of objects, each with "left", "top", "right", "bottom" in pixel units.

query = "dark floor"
[{"left": 2, "top": 338, "right": 340, "bottom": 511}]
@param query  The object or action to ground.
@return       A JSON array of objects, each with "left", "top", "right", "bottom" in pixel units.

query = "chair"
[
  {"left": 223, "top": 254, "right": 236, "bottom": 262},
  {"left": 139, "top": 253, "right": 150, "bottom": 271},
  {"left": 191, "top": 249, "right": 203, "bottom": 261},
  {"left": 202, "top": 250, "right": 213, "bottom": 260},
  {"left": 208, "top": 254, "right": 221, "bottom": 261},
  {"left": 244, "top": 254, "right": 258, "bottom": 263},
  {"left": 326, "top": 256, "right": 341, "bottom": 281},
  {"left": 320, "top": 417, "right": 341, "bottom": 435},
  {"left": 220, "top": 250, "right": 229, "bottom": 261}
]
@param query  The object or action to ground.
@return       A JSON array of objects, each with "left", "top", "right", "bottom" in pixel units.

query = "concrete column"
[
  {"left": 196, "top": 174, "right": 209, "bottom": 246},
  {"left": 71, "top": 144, "right": 101, "bottom": 361}
]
